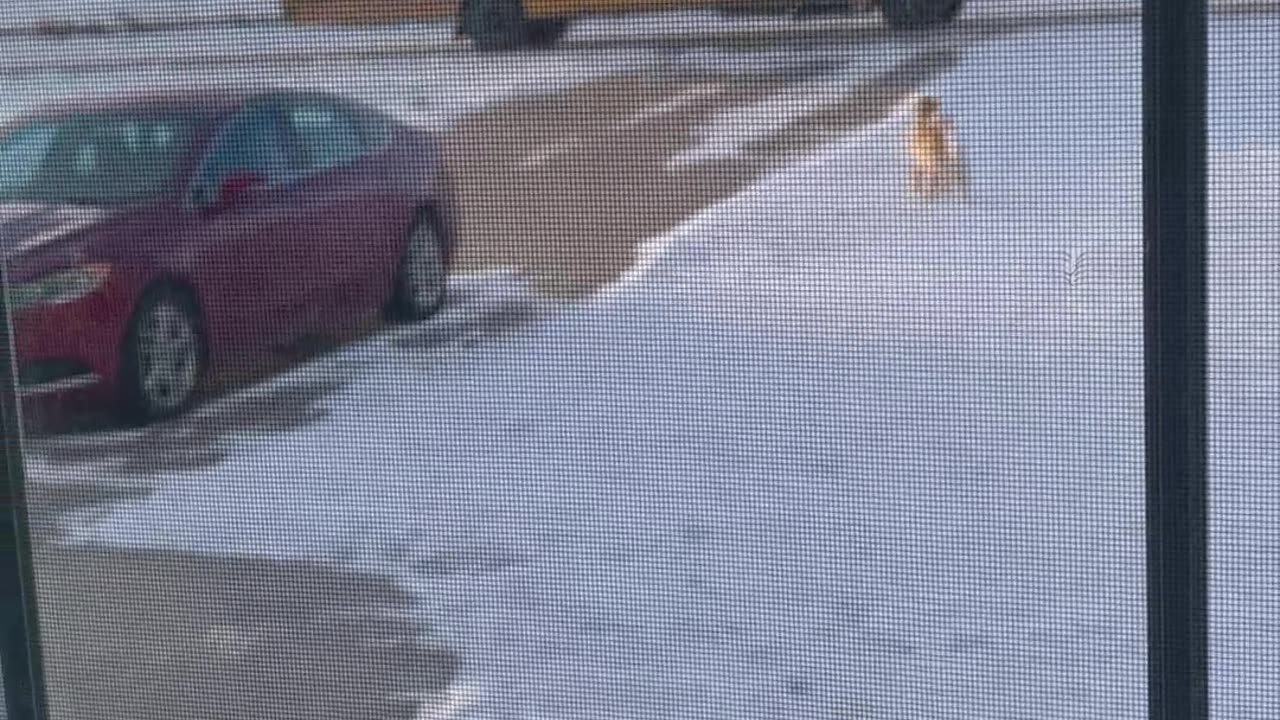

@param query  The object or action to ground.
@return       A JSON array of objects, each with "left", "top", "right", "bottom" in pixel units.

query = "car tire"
[
  {"left": 525, "top": 17, "right": 570, "bottom": 48},
  {"left": 391, "top": 217, "right": 449, "bottom": 322},
  {"left": 119, "top": 285, "right": 206, "bottom": 425},
  {"left": 461, "top": 0, "right": 529, "bottom": 51},
  {"left": 881, "top": 0, "right": 962, "bottom": 29}
]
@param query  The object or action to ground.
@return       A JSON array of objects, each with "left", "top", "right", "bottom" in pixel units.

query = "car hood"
[{"left": 0, "top": 201, "right": 114, "bottom": 261}]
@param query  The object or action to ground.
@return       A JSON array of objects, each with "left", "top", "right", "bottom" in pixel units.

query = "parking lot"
[
  {"left": 14, "top": 25, "right": 960, "bottom": 717},
  {"left": 7, "top": 4, "right": 1280, "bottom": 719}
]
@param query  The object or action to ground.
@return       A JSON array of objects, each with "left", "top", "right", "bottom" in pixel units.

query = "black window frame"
[
  {"left": 1144, "top": 0, "right": 1208, "bottom": 716},
  {"left": 1, "top": 264, "right": 48, "bottom": 720},
  {"left": 0, "top": 0, "right": 1214, "bottom": 717}
]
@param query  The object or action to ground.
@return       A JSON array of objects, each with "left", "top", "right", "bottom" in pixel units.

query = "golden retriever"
[{"left": 906, "top": 95, "right": 969, "bottom": 198}]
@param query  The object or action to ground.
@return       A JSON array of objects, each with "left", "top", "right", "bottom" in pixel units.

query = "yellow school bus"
[{"left": 282, "top": 0, "right": 962, "bottom": 50}]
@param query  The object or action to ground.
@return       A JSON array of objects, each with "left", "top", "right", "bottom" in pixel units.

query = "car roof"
[{"left": 27, "top": 86, "right": 358, "bottom": 122}]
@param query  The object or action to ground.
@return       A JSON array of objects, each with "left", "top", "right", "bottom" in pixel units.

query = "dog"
[{"left": 906, "top": 95, "right": 968, "bottom": 198}]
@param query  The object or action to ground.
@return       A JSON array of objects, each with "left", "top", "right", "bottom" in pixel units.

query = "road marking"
[
  {"left": 415, "top": 682, "right": 480, "bottom": 720},
  {"left": 619, "top": 82, "right": 725, "bottom": 127},
  {"left": 517, "top": 140, "right": 581, "bottom": 169}
]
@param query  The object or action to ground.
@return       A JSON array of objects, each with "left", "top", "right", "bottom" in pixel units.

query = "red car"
[{"left": 0, "top": 88, "right": 456, "bottom": 424}]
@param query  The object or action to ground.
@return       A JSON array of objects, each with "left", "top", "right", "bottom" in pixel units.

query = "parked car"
[{"left": 0, "top": 88, "right": 456, "bottom": 424}]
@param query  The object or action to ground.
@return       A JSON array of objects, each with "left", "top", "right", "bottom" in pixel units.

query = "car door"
[
  {"left": 279, "top": 96, "right": 405, "bottom": 338},
  {"left": 179, "top": 103, "right": 315, "bottom": 364}
]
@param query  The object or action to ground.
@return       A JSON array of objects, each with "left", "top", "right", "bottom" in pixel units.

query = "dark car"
[{"left": 0, "top": 88, "right": 456, "bottom": 424}]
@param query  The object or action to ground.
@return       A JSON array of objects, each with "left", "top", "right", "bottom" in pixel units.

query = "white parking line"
[
  {"left": 415, "top": 682, "right": 481, "bottom": 720},
  {"left": 619, "top": 81, "right": 725, "bottom": 128},
  {"left": 517, "top": 140, "right": 580, "bottom": 169}
]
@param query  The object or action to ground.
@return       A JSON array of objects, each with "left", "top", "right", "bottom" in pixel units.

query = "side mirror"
[{"left": 213, "top": 171, "right": 264, "bottom": 210}]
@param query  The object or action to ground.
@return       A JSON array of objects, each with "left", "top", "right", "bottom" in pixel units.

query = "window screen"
[
  {"left": 1207, "top": 10, "right": 1280, "bottom": 719},
  {"left": 0, "top": 1, "right": 1271, "bottom": 719}
]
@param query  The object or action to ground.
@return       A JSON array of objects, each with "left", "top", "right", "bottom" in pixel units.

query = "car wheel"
[
  {"left": 392, "top": 219, "right": 449, "bottom": 322},
  {"left": 881, "top": 0, "right": 962, "bottom": 29},
  {"left": 525, "top": 17, "right": 569, "bottom": 48},
  {"left": 120, "top": 286, "right": 205, "bottom": 424},
  {"left": 461, "top": 0, "right": 528, "bottom": 51}
]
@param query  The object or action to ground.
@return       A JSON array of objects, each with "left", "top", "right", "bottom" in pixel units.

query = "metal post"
[
  {"left": 1144, "top": 0, "right": 1209, "bottom": 717},
  {"left": 0, "top": 263, "right": 49, "bottom": 720}
]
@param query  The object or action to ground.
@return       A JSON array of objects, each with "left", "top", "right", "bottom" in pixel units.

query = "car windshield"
[{"left": 0, "top": 111, "right": 195, "bottom": 206}]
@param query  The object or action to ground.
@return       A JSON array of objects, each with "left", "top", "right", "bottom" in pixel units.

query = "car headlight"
[{"left": 10, "top": 264, "right": 113, "bottom": 312}]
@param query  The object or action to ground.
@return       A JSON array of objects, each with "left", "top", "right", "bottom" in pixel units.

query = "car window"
[
  {"left": 0, "top": 124, "right": 58, "bottom": 195},
  {"left": 191, "top": 106, "right": 294, "bottom": 206},
  {"left": 0, "top": 114, "right": 192, "bottom": 205},
  {"left": 355, "top": 105, "right": 396, "bottom": 149},
  {"left": 285, "top": 100, "right": 365, "bottom": 173}
]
